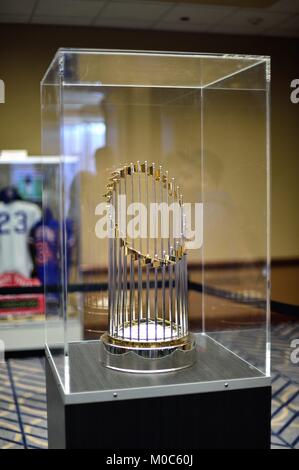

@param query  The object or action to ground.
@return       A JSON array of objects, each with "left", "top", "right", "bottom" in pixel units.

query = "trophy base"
[{"left": 99, "top": 332, "right": 196, "bottom": 373}]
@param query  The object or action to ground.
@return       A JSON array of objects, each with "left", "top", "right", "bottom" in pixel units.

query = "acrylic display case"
[
  {"left": 0, "top": 155, "right": 52, "bottom": 350},
  {"left": 0, "top": 153, "right": 80, "bottom": 351},
  {"left": 42, "top": 49, "right": 271, "bottom": 449}
]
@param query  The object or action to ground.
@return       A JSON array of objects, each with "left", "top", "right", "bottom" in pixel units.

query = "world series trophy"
[{"left": 99, "top": 161, "right": 196, "bottom": 373}]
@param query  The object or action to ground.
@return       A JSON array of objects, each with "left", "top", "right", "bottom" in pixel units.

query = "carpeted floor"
[
  {"left": 0, "top": 322, "right": 298, "bottom": 449},
  {"left": 0, "top": 356, "right": 47, "bottom": 449}
]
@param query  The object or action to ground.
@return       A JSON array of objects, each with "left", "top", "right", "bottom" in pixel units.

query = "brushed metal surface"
[{"left": 68, "top": 334, "right": 262, "bottom": 394}]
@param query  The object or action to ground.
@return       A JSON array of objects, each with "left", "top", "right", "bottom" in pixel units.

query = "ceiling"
[{"left": 0, "top": 0, "right": 298, "bottom": 38}]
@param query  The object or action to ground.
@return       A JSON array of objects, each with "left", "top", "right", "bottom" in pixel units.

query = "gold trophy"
[{"left": 99, "top": 162, "right": 196, "bottom": 373}]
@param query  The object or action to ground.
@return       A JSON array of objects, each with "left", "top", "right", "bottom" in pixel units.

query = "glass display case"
[
  {"left": 0, "top": 153, "right": 80, "bottom": 351},
  {"left": 0, "top": 154, "right": 46, "bottom": 349},
  {"left": 42, "top": 49, "right": 271, "bottom": 400}
]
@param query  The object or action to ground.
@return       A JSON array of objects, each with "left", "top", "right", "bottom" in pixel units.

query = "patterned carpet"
[
  {"left": 0, "top": 322, "right": 298, "bottom": 449},
  {"left": 0, "top": 357, "right": 47, "bottom": 449}
]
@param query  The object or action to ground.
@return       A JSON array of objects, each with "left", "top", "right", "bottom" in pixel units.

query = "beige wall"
[{"left": 0, "top": 24, "right": 298, "bottom": 261}]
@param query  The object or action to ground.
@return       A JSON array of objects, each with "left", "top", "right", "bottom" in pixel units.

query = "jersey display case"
[
  {"left": 0, "top": 155, "right": 44, "bottom": 351},
  {"left": 42, "top": 49, "right": 271, "bottom": 449},
  {"left": 0, "top": 154, "right": 80, "bottom": 351}
]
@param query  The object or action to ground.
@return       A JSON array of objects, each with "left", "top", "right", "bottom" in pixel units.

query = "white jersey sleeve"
[
  {"left": 0, "top": 201, "right": 42, "bottom": 277},
  {"left": 26, "top": 203, "right": 42, "bottom": 232}
]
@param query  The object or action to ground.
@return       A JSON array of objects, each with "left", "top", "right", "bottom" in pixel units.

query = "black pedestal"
[{"left": 46, "top": 338, "right": 271, "bottom": 449}]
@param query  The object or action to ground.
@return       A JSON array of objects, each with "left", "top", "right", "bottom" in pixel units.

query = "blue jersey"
[{"left": 30, "top": 210, "right": 74, "bottom": 286}]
